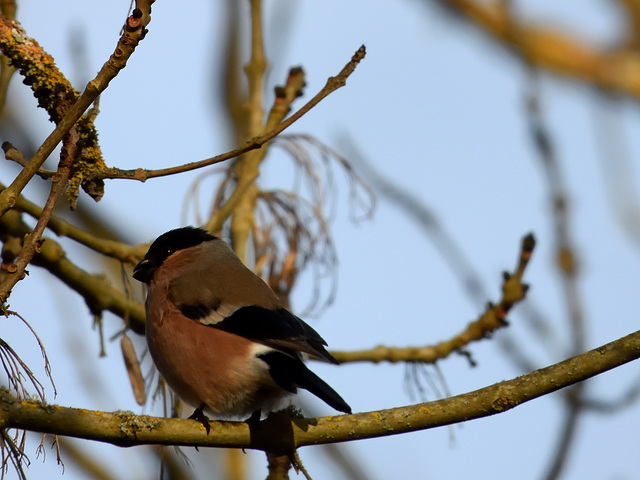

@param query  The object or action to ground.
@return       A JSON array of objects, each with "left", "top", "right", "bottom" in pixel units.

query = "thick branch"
[
  {"left": 1, "top": 329, "right": 638, "bottom": 451},
  {"left": 229, "top": 67, "right": 308, "bottom": 258}
]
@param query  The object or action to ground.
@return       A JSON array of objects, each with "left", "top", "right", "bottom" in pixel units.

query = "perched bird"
[{"left": 133, "top": 226, "right": 351, "bottom": 421}]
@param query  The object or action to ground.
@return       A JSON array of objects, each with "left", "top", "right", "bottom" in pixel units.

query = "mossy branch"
[{"left": 0, "top": 1, "right": 155, "bottom": 214}]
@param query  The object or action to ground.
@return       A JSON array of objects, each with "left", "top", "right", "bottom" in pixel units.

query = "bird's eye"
[{"left": 163, "top": 247, "right": 174, "bottom": 257}]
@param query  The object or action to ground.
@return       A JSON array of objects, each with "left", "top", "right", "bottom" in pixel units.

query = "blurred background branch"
[{"left": 1, "top": 1, "right": 639, "bottom": 479}]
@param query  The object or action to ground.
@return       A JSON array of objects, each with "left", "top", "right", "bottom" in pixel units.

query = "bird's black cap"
[{"left": 133, "top": 227, "right": 216, "bottom": 283}]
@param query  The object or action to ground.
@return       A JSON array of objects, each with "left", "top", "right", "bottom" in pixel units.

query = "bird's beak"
[{"left": 133, "top": 257, "right": 154, "bottom": 284}]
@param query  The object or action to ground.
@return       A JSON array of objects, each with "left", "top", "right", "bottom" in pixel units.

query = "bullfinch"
[{"left": 132, "top": 226, "right": 351, "bottom": 421}]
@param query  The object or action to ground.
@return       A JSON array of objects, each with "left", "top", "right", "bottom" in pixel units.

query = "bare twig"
[
  {"left": 0, "top": 210, "right": 146, "bottom": 333},
  {"left": 0, "top": 429, "right": 28, "bottom": 480},
  {"left": 97, "top": 45, "right": 367, "bottom": 184},
  {"left": 3, "top": 310, "right": 56, "bottom": 397},
  {"left": 331, "top": 233, "right": 535, "bottom": 364},
  {"left": 1, "top": 143, "right": 55, "bottom": 180},
  {"left": 0, "top": 181, "right": 144, "bottom": 263},
  {"left": 340, "top": 136, "right": 559, "bottom": 372},
  {"left": 0, "top": 166, "right": 71, "bottom": 304},
  {"left": 205, "top": 46, "right": 366, "bottom": 235},
  {"left": 56, "top": 437, "right": 116, "bottom": 480},
  {"left": 0, "top": 339, "right": 45, "bottom": 400}
]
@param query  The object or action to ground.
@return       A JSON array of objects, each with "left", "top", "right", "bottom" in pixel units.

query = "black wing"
[{"left": 179, "top": 303, "right": 339, "bottom": 364}]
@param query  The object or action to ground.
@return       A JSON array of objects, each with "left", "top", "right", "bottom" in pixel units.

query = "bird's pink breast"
[{"left": 145, "top": 275, "right": 288, "bottom": 417}]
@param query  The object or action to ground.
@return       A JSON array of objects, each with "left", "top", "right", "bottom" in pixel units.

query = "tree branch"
[
  {"left": 332, "top": 233, "right": 535, "bottom": 364},
  {"left": 96, "top": 45, "right": 367, "bottom": 184},
  {"left": 0, "top": 166, "right": 71, "bottom": 304},
  {"left": 0, "top": 1, "right": 154, "bottom": 215},
  {"left": 0, "top": 181, "right": 145, "bottom": 263},
  {"left": 1, "top": 329, "right": 638, "bottom": 452},
  {"left": 228, "top": 0, "right": 268, "bottom": 260},
  {"left": 439, "top": 0, "right": 640, "bottom": 100},
  {"left": 524, "top": 65, "right": 590, "bottom": 480},
  {"left": 0, "top": 210, "right": 146, "bottom": 333}
]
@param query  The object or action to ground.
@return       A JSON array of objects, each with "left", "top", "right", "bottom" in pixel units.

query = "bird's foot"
[{"left": 189, "top": 404, "right": 211, "bottom": 435}]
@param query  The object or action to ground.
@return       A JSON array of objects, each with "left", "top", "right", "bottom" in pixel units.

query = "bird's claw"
[{"left": 189, "top": 405, "right": 211, "bottom": 435}]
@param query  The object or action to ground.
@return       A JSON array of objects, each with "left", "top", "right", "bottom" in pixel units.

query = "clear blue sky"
[{"left": 3, "top": 1, "right": 639, "bottom": 479}]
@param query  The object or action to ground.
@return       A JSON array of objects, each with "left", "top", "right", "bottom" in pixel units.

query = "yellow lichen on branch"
[{"left": 0, "top": 15, "right": 106, "bottom": 207}]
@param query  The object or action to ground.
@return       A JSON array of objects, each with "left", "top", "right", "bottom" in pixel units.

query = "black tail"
[
  {"left": 293, "top": 363, "right": 352, "bottom": 414},
  {"left": 259, "top": 351, "right": 352, "bottom": 414}
]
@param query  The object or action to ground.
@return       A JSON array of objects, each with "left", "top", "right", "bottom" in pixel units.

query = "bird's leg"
[
  {"left": 246, "top": 409, "right": 262, "bottom": 426},
  {"left": 240, "top": 410, "right": 263, "bottom": 453},
  {"left": 189, "top": 403, "right": 211, "bottom": 435}
]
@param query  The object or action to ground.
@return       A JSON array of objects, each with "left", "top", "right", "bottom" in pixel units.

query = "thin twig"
[
  {"left": 1, "top": 143, "right": 56, "bottom": 180},
  {"left": 5, "top": 310, "right": 57, "bottom": 396},
  {"left": 0, "top": 210, "right": 146, "bottom": 333},
  {"left": 331, "top": 233, "right": 535, "bottom": 364},
  {"left": 56, "top": 437, "right": 117, "bottom": 480},
  {"left": 97, "top": 45, "right": 367, "bottom": 183},
  {"left": 0, "top": 167, "right": 71, "bottom": 304},
  {"left": 0, "top": 181, "right": 143, "bottom": 263},
  {"left": 0, "top": 429, "right": 28, "bottom": 480}
]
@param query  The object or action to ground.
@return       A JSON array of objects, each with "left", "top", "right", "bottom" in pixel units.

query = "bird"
[{"left": 132, "top": 226, "right": 351, "bottom": 422}]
